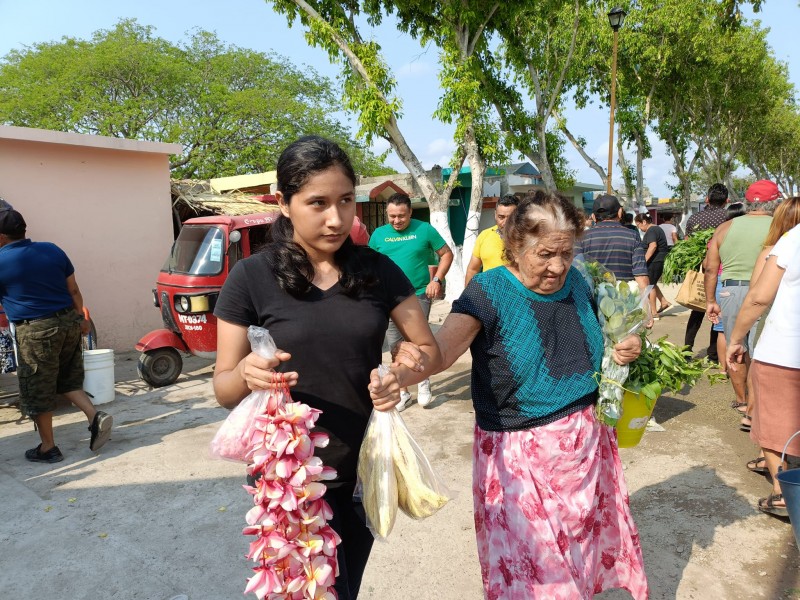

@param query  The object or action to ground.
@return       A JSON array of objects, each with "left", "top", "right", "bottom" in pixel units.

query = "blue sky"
[{"left": 0, "top": 0, "right": 796, "bottom": 197}]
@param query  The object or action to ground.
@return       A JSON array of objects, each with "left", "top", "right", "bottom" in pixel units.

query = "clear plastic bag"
[
  {"left": 575, "top": 259, "right": 652, "bottom": 425},
  {"left": 355, "top": 366, "right": 451, "bottom": 539},
  {"left": 209, "top": 326, "right": 278, "bottom": 463},
  {"left": 355, "top": 405, "right": 399, "bottom": 539}
]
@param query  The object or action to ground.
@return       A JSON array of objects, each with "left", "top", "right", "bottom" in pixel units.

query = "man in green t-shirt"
[{"left": 369, "top": 192, "right": 453, "bottom": 410}]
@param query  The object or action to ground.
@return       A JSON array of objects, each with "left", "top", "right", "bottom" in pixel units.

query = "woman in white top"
[
  {"left": 659, "top": 214, "right": 679, "bottom": 247},
  {"left": 727, "top": 211, "right": 800, "bottom": 518}
]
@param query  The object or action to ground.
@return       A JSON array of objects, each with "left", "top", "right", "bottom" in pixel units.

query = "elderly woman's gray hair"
[{"left": 502, "top": 190, "right": 584, "bottom": 267}]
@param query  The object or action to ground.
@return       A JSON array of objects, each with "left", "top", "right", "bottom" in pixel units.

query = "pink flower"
[
  {"left": 240, "top": 381, "right": 340, "bottom": 598},
  {"left": 244, "top": 566, "right": 280, "bottom": 599}
]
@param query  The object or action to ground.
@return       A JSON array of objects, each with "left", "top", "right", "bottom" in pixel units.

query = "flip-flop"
[
  {"left": 758, "top": 493, "right": 788, "bottom": 518},
  {"left": 657, "top": 304, "right": 672, "bottom": 314},
  {"left": 746, "top": 456, "right": 769, "bottom": 475}
]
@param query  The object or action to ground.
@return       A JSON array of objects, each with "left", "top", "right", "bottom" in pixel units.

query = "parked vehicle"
[{"left": 136, "top": 212, "right": 369, "bottom": 387}]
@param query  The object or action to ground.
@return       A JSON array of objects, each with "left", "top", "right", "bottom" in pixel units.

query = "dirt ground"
[{"left": 1, "top": 284, "right": 798, "bottom": 600}]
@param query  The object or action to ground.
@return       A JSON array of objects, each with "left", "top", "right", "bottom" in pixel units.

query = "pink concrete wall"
[{"left": 0, "top": 135, "right": 176, "bottom": 351}]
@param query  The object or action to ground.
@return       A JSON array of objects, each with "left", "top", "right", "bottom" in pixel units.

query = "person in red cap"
[
  {"left": 704, "top": 180, "right": 781, "bottom": 430},
  {"left": 0, "top": 209, "right": 113, "bottom": 463}
]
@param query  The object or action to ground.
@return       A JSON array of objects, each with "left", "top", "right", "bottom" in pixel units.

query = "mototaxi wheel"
[{"left": 137, "top": 347, "right": 183, "bottom": 387}]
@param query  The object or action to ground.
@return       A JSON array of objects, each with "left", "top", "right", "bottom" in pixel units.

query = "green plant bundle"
[
  {"left": 597, "top": 281, "right": 648, "bottom": 343},
  {"left": 662, "top": 228, "right": 715, "bottom": 284},
  {"left": 627, "top": 335, "right": 725, "bottom": 409}
]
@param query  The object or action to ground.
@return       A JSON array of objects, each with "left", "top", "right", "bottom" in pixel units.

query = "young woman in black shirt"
[
  {"left": 213, "top": 136, "right": 438, "bottom": 599},
  {"left": 634, "top": 213, "right": 670, "bottom": 317}
]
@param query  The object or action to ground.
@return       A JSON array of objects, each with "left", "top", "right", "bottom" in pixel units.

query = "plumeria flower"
[{"left": 239, "top": 369, "right": 339, "bottom": 599}]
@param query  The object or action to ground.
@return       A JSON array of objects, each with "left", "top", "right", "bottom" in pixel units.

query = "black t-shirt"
[
  {"left": 213, "top": 245, "right": 414, "bottom": 487},
  {"left": 642, "top": 226, "right": 669, "bottom": 263}
]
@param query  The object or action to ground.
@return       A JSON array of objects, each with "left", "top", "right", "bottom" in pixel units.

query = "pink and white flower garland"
[{"left": 242, "top": 381, "right": 340, "bottom": 599}]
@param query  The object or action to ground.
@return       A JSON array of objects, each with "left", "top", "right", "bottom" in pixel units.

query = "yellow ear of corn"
[
  {"left": 357, "top": 413, "right": 398, "bottom": 538},
  {"left": 392, "top": 414, "right": 449, "bottom": 519}
]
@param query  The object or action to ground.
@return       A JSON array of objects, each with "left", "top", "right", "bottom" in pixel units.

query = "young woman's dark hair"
[
  {"left": 725, "top": 202, "right": 746, "bottom": 221},
  {"left": 634, "top": 213, "right": 653, "bottom": 225},
  {"left": 268, "top": 135, "right": 377, "bottom": 297}
]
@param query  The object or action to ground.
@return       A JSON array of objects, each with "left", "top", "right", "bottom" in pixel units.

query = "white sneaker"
[
  {"left": 417, "top": 379, "right": 433, "bottom": 408},
  {"left": 396, "top": 391, "right": 413, "bottom": 412}
]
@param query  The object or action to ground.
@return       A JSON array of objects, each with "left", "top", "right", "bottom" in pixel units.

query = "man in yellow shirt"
[{"left": 465, "top": 195, "right": 519, "bottom": 285}]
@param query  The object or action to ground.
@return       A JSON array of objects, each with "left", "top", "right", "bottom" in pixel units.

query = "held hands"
[
  {"left": 612, "top": 334, "right": 641, "bottom": 366},
  {"left": 390, "top": 341, "right": 425, "bottom": 372},
  {"left": 369, "top": 367, "right": 401, "bottom": 411},
  {"left": 238, "top": 350, "right": 298, "bottom": 391}
]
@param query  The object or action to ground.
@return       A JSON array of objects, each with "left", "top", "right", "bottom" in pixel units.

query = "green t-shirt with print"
[{"left": 369, "top": 219, "right": 446, "bottom": 295}]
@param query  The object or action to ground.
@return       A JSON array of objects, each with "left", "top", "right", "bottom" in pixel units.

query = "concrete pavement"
[{"left": 1, "top": 286, "right": 798, "bottom": 599}]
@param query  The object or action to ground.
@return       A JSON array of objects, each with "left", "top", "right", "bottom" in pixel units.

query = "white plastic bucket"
[{"left": 83, "top": 349, "right": 115, "bottom": 405}]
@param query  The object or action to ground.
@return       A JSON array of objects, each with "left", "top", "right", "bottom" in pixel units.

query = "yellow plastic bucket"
[{"left": 615, "top": 391, "right": 657, "bottom": 448}]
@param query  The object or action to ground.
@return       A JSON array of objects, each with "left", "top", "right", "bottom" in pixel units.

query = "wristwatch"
[{"left": 432, "top": 276, "right": 441, "bottom": 284}]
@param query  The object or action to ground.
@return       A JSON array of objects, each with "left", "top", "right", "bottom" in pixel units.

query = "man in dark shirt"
[
  {"left": 0, "top": 210, "right": 112, "bottom": 463},
  {"left": 684, "top": 183, "right": 729, "bottom": 359},
  {"left": 685, "top": 183, "right": 729, "bottom": 235},
  {"left": 576, "top": 194, "right": 649, "bottom": 291}
]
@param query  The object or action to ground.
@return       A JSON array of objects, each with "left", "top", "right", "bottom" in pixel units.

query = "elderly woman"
[{"left": 395, "top": 191, "right": 648, "bottom": 599}]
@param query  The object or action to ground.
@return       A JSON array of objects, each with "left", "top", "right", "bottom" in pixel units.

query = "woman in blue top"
[{"left": 394, "top": 191, "right": 648, "bottom": 599}]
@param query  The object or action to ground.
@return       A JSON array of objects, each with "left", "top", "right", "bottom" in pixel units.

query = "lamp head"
[{"left": 608, "top": 7, "right": 626, "bottom": 31}]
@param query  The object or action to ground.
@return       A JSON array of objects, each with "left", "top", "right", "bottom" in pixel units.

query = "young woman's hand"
[
  {"left": 238, "top": 350, "right": 298, "bottom": 391},
  {"left": 390, "top": 341, "right": 425, "bottom": 372},
  {"left": 368, "top": 367, "right": 401, "bottom": 411},
  {"left": 612, "top": 334, "right": 642, "bottom": 366}
]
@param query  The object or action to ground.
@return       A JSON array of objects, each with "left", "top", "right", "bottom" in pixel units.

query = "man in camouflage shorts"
[{"left": 0, "top": 209, "right": 112, "bottom": 463}]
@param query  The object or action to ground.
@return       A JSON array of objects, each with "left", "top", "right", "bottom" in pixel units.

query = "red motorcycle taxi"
[{"left": 136, "top": 212, "right": 369, "bottom": 387}]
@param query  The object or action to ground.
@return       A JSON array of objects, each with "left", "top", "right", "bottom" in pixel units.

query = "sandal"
[
  {"left": 657, "top": 303, "right": 672, "bottom": 314},
  {"left": 757, "top": 493, "right": 788, "bottom": 518},
  {"left": 746, "top": 457, "right": 769, "bottom": 475},
  {"left": 740, "top": 415, "right": 752, "bottom": 432},
  {"left": 730, "top": 401, "right": 748, "bottom": 414}
]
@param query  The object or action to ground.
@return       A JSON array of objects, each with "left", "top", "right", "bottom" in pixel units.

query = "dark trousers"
[
  {"left": 325, "top": 485, "right": 374, "bottom": 599},
  {"left": 685, "top": 310, "right": 719, "bottom": 360}
]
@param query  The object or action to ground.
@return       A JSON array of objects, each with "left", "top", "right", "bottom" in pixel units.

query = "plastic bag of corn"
[
  {"left": 390, "top": 410, "right": 451, "bottom": 520},
  {"left": 355, "top": 407, "right": 398, "bottom": 539},
  {"left": 355, "top": 366, "right": 451, "bottom": 539}
]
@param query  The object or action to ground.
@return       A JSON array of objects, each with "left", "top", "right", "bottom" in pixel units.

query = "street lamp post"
[{"left": 606, "top": 7, "right": 626, "bottom": 195}]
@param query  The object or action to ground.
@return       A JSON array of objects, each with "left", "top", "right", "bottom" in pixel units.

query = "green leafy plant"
[
  {"left": 627, "top": 335, "right": 725, "bottom": 409},
  {"left": 663, "top": 228, "right": 715, "bottom": 284}
]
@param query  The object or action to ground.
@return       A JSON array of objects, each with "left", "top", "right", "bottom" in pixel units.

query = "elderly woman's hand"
[
  {"left": 612, "top": 334, "right": 641, "bottom": 366},
  {"left": 390, "top": 341, "right": 425, "bottom": 372}
]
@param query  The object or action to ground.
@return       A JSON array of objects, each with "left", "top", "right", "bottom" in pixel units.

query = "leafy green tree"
[{"left": 0, "top": 19, "right": 393, "bottom": 178}]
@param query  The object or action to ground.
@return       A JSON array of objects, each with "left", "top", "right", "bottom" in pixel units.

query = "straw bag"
[{"left": 675, "top": 270, "right": 706, "bottom": 312}]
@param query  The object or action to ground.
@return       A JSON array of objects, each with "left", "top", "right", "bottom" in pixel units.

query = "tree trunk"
[
  {"left": 634, "top": 130, "right": 645, "bottom": 208},
  {"left": 451, "top": 125, "right": 487, "bottom": 300},
  {"left": 534, "top": 122, "right": 557, "bottom": 191}
]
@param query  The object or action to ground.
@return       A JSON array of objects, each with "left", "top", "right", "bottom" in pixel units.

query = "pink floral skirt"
[{"left": 473, "top": 405, "right": 648, "bottom": 600}]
